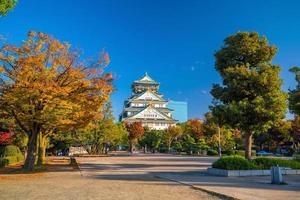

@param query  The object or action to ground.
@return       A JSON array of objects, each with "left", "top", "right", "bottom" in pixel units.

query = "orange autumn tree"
[
  {"left": 125, "top": 122, "right": 144, "bottom": 153},
  {"left": 0, "top": 31, "right": 113, "bottom": 171},
  {"left": 185, "top": 119, "right": 204, "bottom": 140}
]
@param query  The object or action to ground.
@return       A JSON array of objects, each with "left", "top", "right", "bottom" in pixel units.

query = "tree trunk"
[
  {"left": 23, "top": 131, "right": 38, "bottom": 171},
  {"left": 129, "top": 140, "right": 134, "bottom": 154},
  {"left": 104, "top": 143, "right": 108, "bottom": 154},
  {"left": 37, "top": 133, "right": 47, "bottom": 165},
  {"left": 245, "top": 131, "right": 253, "bottom": 160},
  {"left": 167, "top": 141, "right": 171, "bottom": 153}
]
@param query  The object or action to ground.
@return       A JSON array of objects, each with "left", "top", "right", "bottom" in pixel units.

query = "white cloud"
[{"left": 201, "top": 90, "right": 208, "bottom": 95}]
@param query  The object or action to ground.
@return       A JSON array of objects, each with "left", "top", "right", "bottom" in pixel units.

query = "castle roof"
[
  {"left": 133, "top": 72, "right": 159, "bottom": 85},
  {"left": 125, "top": 104, "right": 175, "bottom": 121},
  {"left": 124, "top": 107, "right": 174, "bottom": 113},
  {"left": 128, "top": 89, "right": 167, "bottom": 102}
]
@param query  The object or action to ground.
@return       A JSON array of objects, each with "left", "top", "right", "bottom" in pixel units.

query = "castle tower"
[{"left": 120, "top": 73, "right": 177, "bottom": 130}]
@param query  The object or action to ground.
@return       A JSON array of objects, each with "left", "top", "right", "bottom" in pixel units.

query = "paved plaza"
[
  {"left": 76, "top": 154, "right": 300, "bottom": 200},
  {"left": 1, "top": 154, "right": 300, "bottom": 200},
  {"left": 0, "top": 155, "right": 218, "bottom": 200}
]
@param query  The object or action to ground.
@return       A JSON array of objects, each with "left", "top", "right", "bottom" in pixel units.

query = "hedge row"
[
  {"left": 223, "top": 150, "right": 256, "bottom": 156},
  {"left": 0, "top": 145, "right": 24, "bottom": 167},
  {"left": 253, "top": 157, "right": 300, "bottom": 170},
  {"left": 212, "top": 156, "right": 258, "bottom": 170},
  {"left": 212, "top": 156, "right": 300, "bottom": 170}
]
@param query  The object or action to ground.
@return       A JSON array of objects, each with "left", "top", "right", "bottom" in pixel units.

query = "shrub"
[
  {"left": 158, "top": 145, "right": 168, "bottom": 153},
  {"left": 293, "top": 153, "right": 300, "bottom": 162},
  {"left": 222, "top": 149, "right": 235, "bottom": 155},
  {"left": 207, "top": 149, "right": 218, "bottom": 156},
  {"left": 253, "top": 158, "right": 300, "bottom": 169},
  {"left": 2, "top": 145, "right": 21, "bottom": 156},
  {"left": 0, "top": 156, "right": 18, "bottom": 167},
  {"left": 235, "top": 150, "right": 256, "bottom": 156},
  {"left": 212, "top": 155, "right": 258, "bottom": 170},
  {"left": 0, "top": 146, "right": 4, "bottom": 155},
  {"left": 0, "top": 158, "right": 9, "bottom": 167},
  {"left": 0, "top": 145, "right": 24, "bottom": 167},
  {"left": 212, "top": 156, "right": 300, "bottom": 170}
]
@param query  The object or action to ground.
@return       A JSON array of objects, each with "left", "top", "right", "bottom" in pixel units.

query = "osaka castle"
[{"left": 120, "top": 73, "right": 177, "bottom": 130}]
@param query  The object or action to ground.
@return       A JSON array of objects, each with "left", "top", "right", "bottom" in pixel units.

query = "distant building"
[
  {"left": 167, "top": 101, "right": 188, "bottom": 123},
  {"left": 120, "top": 73, "right": 177, "bottom": 130}
]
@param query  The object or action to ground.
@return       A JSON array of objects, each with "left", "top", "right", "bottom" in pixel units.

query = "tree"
[
  {"left": 113, "top": 122, "right": 128, "bottom": 150},
  {"left": 0, "top": 131, "right": 10, "bottom": 145},
  {"left": 181, "top": 134, "right": 196, "bottom": 154},
  {"left": 164, "top": 125, "right": 182, "bottom": 152},
  {"left": 88, "top": 102, "right": 124, "bottom": 154},
  {"left": 254, "top": 120, "right": 291, "bottom": 152},
  {"left": 291, "top": 116, "right": 300, "bottom": 151},
  {"left": 210, "top": 32, "right": 287, "bottom": 159},
  {"left": 0, "top": 31, "right": 113, "bottom": 170},
  {"left": 184, "top": 119, "right": 204, "bottom": 140},
  {"left": 289, "top": 67, "right": 300, "bottom": 115},
  {"left": 125, "top": 122, "right": 144, "bottom": 153},
  {"left": 140, "top": 129, "right": 163, "bottom": 153},
  {"left": 203, "top": 112, "right": 236, "bottom": 153},
  {"left": 268, "top": 120, "right": 291, "bottom": 147},
  {"left": 11, "top": 131, "right": 28, "bottom": 153},
  {"left": 0, "top": 0, "right": 17, "bottom": 16}
]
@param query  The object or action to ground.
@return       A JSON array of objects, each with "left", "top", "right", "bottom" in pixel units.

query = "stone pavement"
[
  {"left": 76, "top": 154, "right": 219, "bottom": 200},
  {"left": 1, "top": 154, "right": 299, "bottom": 200},
  {"left": 76, "top": 154, "right": 300, "bottom": 200},
  {"left": 156, "top": 170, "right": 300, "bottom": 200},
  {"left": 0, "top": 155, "right": 218, "bottom": 200}
]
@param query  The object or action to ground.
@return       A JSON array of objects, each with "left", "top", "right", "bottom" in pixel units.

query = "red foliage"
[
  {"left": 125, "top": 122, "right": 144, "bottom": 141},
  {"left": 0, "top": 132, "right": 11, "bottom": 145}
]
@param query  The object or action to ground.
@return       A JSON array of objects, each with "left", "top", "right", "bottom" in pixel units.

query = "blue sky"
[{"left": 1, "top": 0, "right": 300, "bottom": 119}]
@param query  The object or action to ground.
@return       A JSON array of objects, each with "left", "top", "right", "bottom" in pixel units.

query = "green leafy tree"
[
  {"left": 207, "top": 128, "right": 235, "bottom": 151},
  {"left": 181, "top": 134, "right": 196, "bottom": 154},
  {"left": 210, "top": 32, "right": 287, "bottom": 159},
  {"left": 140, "top": 129, "right": 162, "bottom": 153},
  {"left": 289, "top": 67, "right": 300, "bottom": 115},
  {"left": 194, "top": 138, "right": 209, "bottom": 153},
  {"left": 0, "top": 0, "right": 17, "bottom": 16},
  {"left": 114, "top": 122, "right": 128, "bottom": 149},
  {"left": 254, "top": 120, "right": 291, "bottom": 153},
  {"left": 88, "top": 102, "right": 123, "bottom": 154},
  {"left": 203, "top": 112, "right": 236, "bottom": 152}
]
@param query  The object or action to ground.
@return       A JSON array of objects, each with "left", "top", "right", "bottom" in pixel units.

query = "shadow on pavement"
[{"left": 86, "top": 170, "right": 300, "bottom": 192}]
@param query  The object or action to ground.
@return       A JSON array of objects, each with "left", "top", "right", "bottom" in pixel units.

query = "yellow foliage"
[{"left": 0, "top": 31, "right": 113, "bottom": 134}]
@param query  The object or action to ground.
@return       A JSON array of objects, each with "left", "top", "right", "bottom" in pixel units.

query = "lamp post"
[{"left": 218, "top": 125, "right": 222, "bottom": 157}]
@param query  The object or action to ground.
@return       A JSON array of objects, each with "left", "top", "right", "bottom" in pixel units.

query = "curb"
[
  {"left": 154, "top": 175, "right": 239, "bottom": 200},
  {"left": 191, "top": 185, "right": 239, "bottom": 200}
]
